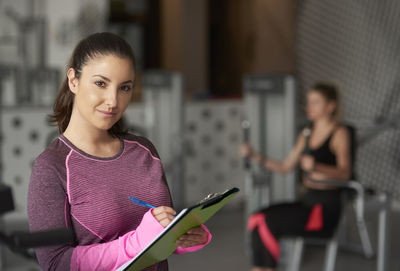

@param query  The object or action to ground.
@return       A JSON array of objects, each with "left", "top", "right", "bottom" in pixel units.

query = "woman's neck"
[
  {"left": 64, "top": 129, "right": 113, "bottom": 145},
  {"left": 313, "top": 117, "right": 336, "bottom": 131},
  {"left": 64, "top": 120, "right": 113, "bottom": 144},
  {"left": 63, "top": 119, "right": 119, "bottom": 158}
]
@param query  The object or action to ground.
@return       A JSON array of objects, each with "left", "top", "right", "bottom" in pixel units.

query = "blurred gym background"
[{"left": 0, "top": 0, "right": 399, "bottom": 270}]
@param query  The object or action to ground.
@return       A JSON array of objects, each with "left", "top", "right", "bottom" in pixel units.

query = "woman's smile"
[
  {"left": 67, "top": 54, "right": 135, "bottom": 131},
  {"left": 97, "top": 109, "right": 117, "bottom": 118}
]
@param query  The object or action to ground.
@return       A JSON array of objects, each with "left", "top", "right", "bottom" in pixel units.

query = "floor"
[
  {"left": 1, "top": 206, "right": 399, "bottom": 271},
  {"left": 169, "top": 205, "right": 400, "bottom": 271}
]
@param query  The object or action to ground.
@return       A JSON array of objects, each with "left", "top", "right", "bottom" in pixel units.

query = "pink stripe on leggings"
[
  {"left": 248, "top": 213, "right": 280, "bottom": 260},
  {"left": 305, "top": 204, "right": 323, "bottom": 231}
]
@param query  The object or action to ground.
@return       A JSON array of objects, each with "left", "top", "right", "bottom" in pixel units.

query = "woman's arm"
[
  {"left": 28, "top": 161, "right": 170, "bottom": 271},
  {"left": 73, "top": 207, "right": 211, "bottom": 269},
  {"left": 28, "top": 162, "right": 75, "bottom": 271},
  {"left": 72, "top": 209, "right": 166, "bottom": 270},
  {"left": 29, "top": 150, "right": 211, "bottom": 270},
  {"left": 241, "top": 132, "right": 306, "bottom": 174}
]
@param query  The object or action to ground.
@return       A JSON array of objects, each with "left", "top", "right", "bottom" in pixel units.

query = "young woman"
[
  {"left": 28, "top": 32, "right": 211, "bottom": 271},
  {"left": 241, "top": 82, "right": 352, "bottom": 271}
]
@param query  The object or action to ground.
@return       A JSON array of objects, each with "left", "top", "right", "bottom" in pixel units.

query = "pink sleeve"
[
  {"left": 173, "top": 225, "right": 212, "bottom": 255},
  {"left": 70, "top": 209, "right": 164, "bottom": 271}
]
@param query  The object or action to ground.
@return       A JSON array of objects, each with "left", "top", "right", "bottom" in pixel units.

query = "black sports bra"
[{"left": 304, "top": 127, "right": 337, "bottom": 166}]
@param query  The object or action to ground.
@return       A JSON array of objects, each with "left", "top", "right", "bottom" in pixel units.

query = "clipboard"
[{"left": 117, "top": 187, "right": 240, "bottom": 271}]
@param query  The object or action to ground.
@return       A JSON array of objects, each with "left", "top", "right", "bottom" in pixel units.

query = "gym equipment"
[{"left": 142, "top": 70, "right": 185, "bottom": 209}]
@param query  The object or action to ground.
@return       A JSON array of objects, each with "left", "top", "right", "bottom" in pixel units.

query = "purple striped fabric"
[{"left": 28, "top": 133, "right": 172, "bottom": 270}]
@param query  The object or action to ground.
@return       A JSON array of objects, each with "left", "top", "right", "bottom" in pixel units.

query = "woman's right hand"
[
  {"left": 240, "top": 143, "right": 253, "bottom": 158},
  {"left": 152, "top": 206, "right": 176, "bottom": 227}
]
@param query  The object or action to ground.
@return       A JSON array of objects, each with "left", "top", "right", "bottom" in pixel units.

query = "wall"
[
  {"left": 209, "top": 0, "right": 297, "bottom": 96},
  {"left": 159, "top": 1, "right": 297, "bottom": 97},
  {"left": 159, "top": 0, "right": 209, "bottom": 98},
  {"left": 241, "top": 0, "right": 297, "bottom": 74}
]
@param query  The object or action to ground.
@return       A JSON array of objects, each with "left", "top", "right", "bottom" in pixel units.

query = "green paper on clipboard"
[{"left": 117, "top": 187, "right": 240, "bottom": 271}]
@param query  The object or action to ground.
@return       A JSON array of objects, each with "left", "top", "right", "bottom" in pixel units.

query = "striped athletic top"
[{"left": 28, "top": 133, "right": 173, "bottom": 270}]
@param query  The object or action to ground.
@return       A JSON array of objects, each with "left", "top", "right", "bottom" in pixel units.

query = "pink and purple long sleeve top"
[{"left": 28, "top": 133, "right": 210, "bottom": 271}]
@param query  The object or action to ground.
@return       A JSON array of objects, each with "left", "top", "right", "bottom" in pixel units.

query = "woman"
[
  {"left": 241, "top": 82, "right": 352, "bottom": 271},
  {"left": 28, "top": 32, "right": 210, "bottom": 271}
]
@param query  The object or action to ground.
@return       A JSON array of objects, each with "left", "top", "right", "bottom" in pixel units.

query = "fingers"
[
  {"left": 300, "top": 155, "right": 314, "bottom": 171},
  {"left": 301, "top": 157, "right": 309, "bottom": 170},
  {"left": 152, "top": 206, "right": 176, "bottom": 227},
  {"left": 240, "top": 144, "right": 252, "bottom": 157},
  {"left": 152, "top": 206, "right": 176, "bottom": 216},
  {"left": 176, "top": 227, "right": 208, "bottom": 248},
  {"left": 186, "top": 227, "right": 205, "bottom": 235}
]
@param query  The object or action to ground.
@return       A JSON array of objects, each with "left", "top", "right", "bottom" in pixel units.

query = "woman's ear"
[
  {"left": 327, "top": 101, "right": 337, "bottom": 116},
  {"left": 67, "top": 68, "right": 78, "bottom": 94}
]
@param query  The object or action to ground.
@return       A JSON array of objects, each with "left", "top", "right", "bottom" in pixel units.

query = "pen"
[{"left": 129, "top": 196, "right": 156, "bottom": 209}]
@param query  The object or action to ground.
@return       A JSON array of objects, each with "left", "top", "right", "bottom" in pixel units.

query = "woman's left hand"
[
  {"left": 300, "top": 155, "right": 315, "bottom": 172},
  {"left": 175, "top": 226, "right": 208, "bottom": 248}
]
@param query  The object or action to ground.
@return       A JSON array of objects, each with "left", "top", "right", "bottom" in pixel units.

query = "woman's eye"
[
  {"left": 95, "top": 81, "right": 106, "bottom": 88},
  {"left": 120, "top": 85, "right": 132, "bottom": 92}
]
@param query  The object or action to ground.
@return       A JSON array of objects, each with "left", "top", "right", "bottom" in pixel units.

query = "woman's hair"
[
  {"left": 310, "top": 81, "right": 340, "bottom": 121},
  {"left": 49, "top": 32, "right": 136, "bottom": 135}
]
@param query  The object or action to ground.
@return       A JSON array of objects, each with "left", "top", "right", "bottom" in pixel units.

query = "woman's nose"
[{"left": 105, "top": 89, "right": 118, "bottom": 108}]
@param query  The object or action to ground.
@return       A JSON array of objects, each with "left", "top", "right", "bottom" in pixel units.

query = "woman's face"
[
  {"left": 306, "top": 90, "right": 336, "bottom": 121},
  {"left": 68, "top": 54, "right": 135, "bottom": 131}
]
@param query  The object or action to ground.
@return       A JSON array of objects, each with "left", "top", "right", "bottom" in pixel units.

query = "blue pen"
[{"left": 129, "top": 196, "right": 156, "bottom": 209}]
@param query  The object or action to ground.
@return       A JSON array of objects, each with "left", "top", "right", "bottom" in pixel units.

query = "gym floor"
[
  {"left": 1, "top": 206, "right": 399, "bottom": 271},
  {"left": 169, "top": 206, "right": 400, "bottom": 271}
]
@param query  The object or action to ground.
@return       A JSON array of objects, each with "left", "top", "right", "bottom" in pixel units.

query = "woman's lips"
[{"left": 97, "top": 110, "right": 117, "bottom": 117}]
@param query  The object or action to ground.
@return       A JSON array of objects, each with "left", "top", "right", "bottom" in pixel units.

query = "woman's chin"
[
  {"left": 306, "top": 115, "right": 316, "bottom": 121},
  {"left": 95, "top": 123, "right": 116, "bottom": 132}
]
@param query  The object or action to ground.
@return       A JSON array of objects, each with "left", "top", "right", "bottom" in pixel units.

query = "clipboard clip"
[
  {"left": 198, "top": 189, "right": 231, "bottom": 209},
  {"left": 197, "top": 188, "right": 239, "bottom": 209},
  {"left": 198, "top": 193, "right": 220, "bottom": 203},
  {"left": 198, "top": 191, "right": 224, "bottom": 205}
]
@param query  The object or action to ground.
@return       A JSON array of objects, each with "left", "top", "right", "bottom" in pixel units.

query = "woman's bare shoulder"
[
  {"left": 335, "top": 125, "right": 350, "bottom": 137},
  {"left": 331, "top": 125, "right": 351, "bottom": 147}
]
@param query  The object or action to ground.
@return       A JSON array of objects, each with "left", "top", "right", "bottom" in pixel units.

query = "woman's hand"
[
  {"left": 300, "top": 155, "right": 315, "bottom": 172},
  {"left": 175, "top": 227, "right": 209, "bottom": 248},
  {"left": 152, "top": 206, "right": 176, "bottom": 227},
  {"left": 240, "top": 143, "right": 253, "bottom": 158}
]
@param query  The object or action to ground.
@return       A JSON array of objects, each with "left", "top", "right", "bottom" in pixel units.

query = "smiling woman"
[
  {"left": 65, "top": 54, "right": 134, "bottom": 151},
  {"left": 27, "top": 32, "right": 211, "bottom": 271},
  {"left": 51, "top": 32, "right": 137, "bottom": 137}
]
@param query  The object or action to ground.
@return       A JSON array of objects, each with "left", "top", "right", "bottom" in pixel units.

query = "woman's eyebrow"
[
  {"left": 92, "top": 75, "right": 134, "bottom": 85},
  {"left": 121, "top": 80, "right": 134, "bottom": 85},
  {"left": 93, "top": 74, "right": 111, "bottom": 82}
]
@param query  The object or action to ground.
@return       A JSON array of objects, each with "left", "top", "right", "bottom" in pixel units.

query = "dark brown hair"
[
  {"left": 310, "top": 81, "right": 340, "bottom": 121},
  {"left": 49, "top": 32, "right": 136, "bottom": 135}
]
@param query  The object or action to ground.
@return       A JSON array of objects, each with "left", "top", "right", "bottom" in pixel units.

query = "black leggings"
[{"left": 248, "top": 189, "right": 342, "bottom": 268}]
